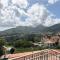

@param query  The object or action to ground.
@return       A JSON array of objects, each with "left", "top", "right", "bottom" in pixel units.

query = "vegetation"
[
  {"left": 0, "top": 34, "right": 43, "bottom": 54},
  {"left": 0, "top": 37, "right": 5, "bottom": 46},
  {"left": 0, "top": 47, "right": 4, "bottom": 57},
  {"left": 0, "top": 32, "right": 60, "bottom": 55},
  {"left": 13, "top": 39, "right": 33, "bottom": 48},
  {"left": 0, "top": 37, "right": 5, "bottom": 57},
  {"left": 14, "top": 46, "right": 42, "bottom": 53}
]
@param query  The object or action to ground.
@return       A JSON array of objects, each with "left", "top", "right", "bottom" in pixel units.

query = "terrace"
[{"left": 2, "top": 49, "right": 60, "bottom": 60}]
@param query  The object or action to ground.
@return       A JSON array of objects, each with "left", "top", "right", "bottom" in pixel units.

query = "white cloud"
[
  {"left": 0, "top": 6, "right": 28, "bottom": 28},
  {"left": 26, "top": 3, "right": 49, "bottom": 26},
  {"left": 0, "top": 0, "right": 29, "bottom": 29},
  {"left": 43, "top": 16, "right": 55, "bottom": 26},
  {"left": 0, "top": 0, "right": 8, "bottom": 8},
  {"left": 43, "top": 15, "right": 60, "bottom": 27},
  {"left": 25, "top": 3, "right": 60, "bottom": 27},
  {"left": 0, "top": 0, "right": 28, "bottom": 8},
  {"left": 48, "top": 0, "right": 59, "bottom": 4},
  {"left": 12, "top": 0, "right": 28, "bottom": 8},
  {"left": 0, "top": 0, "right": 60, "bottom": 31}
]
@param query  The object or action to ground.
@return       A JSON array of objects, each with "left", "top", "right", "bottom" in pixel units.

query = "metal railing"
[{"left": 9, "top": 49, "right": 60, "bottom": 60}]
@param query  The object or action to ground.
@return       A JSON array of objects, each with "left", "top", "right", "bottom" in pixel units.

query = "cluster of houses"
[{"left": 42, "top": 32, "right": 60, "bottom": 48}]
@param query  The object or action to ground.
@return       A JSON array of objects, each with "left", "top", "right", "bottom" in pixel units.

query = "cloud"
[
  {"left": 0, "top": 0, "right": 8, "bottom": 8},
  {"left": 43, "top": 14, "right": 60, "bottom": 27},
  {"left": 25, "top": 3, "right": 60, "bottom": 27},
  {"left": 0, "top": 6, "right": 28, "bottom": 27},
  {"left": 0, "top": 0, "right": 29, "bottom": 28},
  {"left": 12, "top": 0, "right": 28, "bottom": 8},
  {"left": 0, "top": 0, "right": 28, "bottom": 9},
  {"left": 48, "top": 0, "right": 59, "bottom": 4},
  {"left": 0, "top": 0, "right": 60, "bottom": 31},
  {"left": 26, "top": 3, "right": 49, "bottom": 26}
]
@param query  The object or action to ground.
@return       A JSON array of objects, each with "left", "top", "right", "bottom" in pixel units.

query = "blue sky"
[
  {"left": 47, "top": 1, "right": 60, "bottom": 18},
  {"left": 0, "top": 0, "right": 60, "bottom": 31},
  {"left": 28, "top": 0, "right": 60, "bottom": 18}
]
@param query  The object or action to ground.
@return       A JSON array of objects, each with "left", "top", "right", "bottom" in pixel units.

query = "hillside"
[
  {"left": 45, "top": 24, "right": 60, "bottom": 33},
  {"left": 0, "top": 24, "right": 60, "bottom": 36},
  {"left": 0, "top": 25, "right": 46, "bottom": 36}
]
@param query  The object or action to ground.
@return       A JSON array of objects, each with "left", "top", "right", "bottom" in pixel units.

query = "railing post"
[
  {"left": 47, "top": 54, "right": 48, "bottom": 60},
  {"left": 56, "top": 54, "right": 57, "bottom": 60},
  {"left": 59, "top": 56, "right": 60, "bottom": 60},
  {"left": 45, "top": 54, "right": 48, "bottom": 60},
  {"left": 51, "top": 54, "right": 52, "bottom": 60},
  {"left": 44, "top": 55, "right": 45, "bottom": 60},
  {"left": 24, "top": 56, "right": 26, "bottom": 60}
]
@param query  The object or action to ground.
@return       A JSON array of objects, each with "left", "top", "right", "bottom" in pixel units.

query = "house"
[{"left": 42, "top": 33, "right": 60, "bottom": 48}]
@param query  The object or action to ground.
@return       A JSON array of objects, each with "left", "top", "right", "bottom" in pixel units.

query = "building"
[{"left": 42, "top": 33, "right": 60, "bottom": 48}]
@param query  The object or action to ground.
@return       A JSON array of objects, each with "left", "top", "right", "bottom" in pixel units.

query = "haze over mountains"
[
  {"left": 0, "top": 23, "right": 60, "bottom": 36},
  {"left": 0, "top": 0, "right": 60, "bottom": 36}
]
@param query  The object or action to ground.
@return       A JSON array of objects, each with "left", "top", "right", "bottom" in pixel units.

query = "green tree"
[
  {"left": 0, "top": 47, "right": 4, "bottom": 57},
  {"left": 0, "top": 37, "right": 5, "bottom": 57},
  {"left": 0, "top": 37, "right": 5, "bottom": 46},
  {"left": 14, "top": 40, "right": 32, "bottom": 48}
]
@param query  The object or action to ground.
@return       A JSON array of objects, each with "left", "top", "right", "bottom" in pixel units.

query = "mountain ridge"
[{"left": 0, "top": 23, "right": 60, "bottom": 36}]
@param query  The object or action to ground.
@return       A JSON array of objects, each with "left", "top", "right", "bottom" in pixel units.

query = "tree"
[
  {"left": 14, "top": 39, "right": 32, "bottom": 48},
  {"left": 0, "top": 37, "right": 5, "bottom": 57},
  {"left": 27, "top": 34, "right": 35, "bottom": 42},
  {"left": 0, "top": 37, "right": 5, "bottom": 47},
  {"left": 0, "top": 47, "right": 4, "bottom": 57}
]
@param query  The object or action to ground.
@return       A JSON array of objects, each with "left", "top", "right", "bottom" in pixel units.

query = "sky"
[{"left": 0, "top": 0, "right": 60, "bottom": 31}]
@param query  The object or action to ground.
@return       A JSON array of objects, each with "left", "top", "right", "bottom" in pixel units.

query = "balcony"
[{"left": 2, "top": 49, "right": 60, "bottom": 60}]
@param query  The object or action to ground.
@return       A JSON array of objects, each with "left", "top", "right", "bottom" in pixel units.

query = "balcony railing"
[{"left": 8, "top": 49, "right": 60, "bottom": 60}]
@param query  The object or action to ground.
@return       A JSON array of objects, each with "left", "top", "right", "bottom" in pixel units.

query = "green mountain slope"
[{"left": 0, "top": 24, "right": 60, "bottom": 36}]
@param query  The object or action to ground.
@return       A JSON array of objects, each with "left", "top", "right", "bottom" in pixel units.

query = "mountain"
[
  {"left": 45, "top": 24, "right": 60, "bottom": 33},
  {"left": 0, "top": 25, "right": 46, "bottom": 36},
  {"left": 0, "top": 23, "right": 60, "bottom": 36}
]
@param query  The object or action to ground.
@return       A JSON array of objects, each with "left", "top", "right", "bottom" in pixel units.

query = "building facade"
[{"left": 42, "top": 33, "right": 60, "bottom": 48}]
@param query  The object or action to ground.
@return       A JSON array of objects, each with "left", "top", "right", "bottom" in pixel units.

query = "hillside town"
[{"left": 42, "top": 33, "right": 60, "bottom": 48}]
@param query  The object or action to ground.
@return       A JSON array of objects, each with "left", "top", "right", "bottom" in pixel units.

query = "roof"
[{"left": 44, "top": 40, "right": 55, "bottom": 44}]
